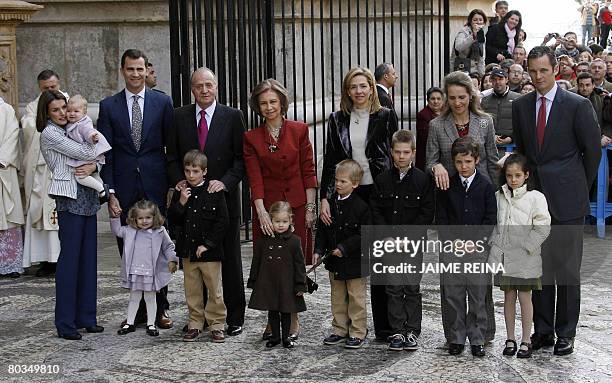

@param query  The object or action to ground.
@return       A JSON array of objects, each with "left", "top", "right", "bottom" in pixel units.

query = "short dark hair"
[
  {"left": 35, "top": 90, "right": 67, "bottom": 132},
  {"left": 426, "top": 86, "right": 443, "bottom": 100},
  {"left": 590, "top": 44, "right": 604, "bottom": 55},
  {"left": 495, "top": 1, "right": 508, "bottom": 10},
  {"left": 564, "top": 31, "right": 577, "bottom": 38},
  {"left": 374, "top": 63, "right": 393, "bottom": 82},
  {"left": 37, "top": 69, "right": 59, "bottom": 82},
  {"left": 469, "top": 72, "right": 481, "bottom": 82},
  {"left": 121, "top": 49, "right": 148, "bottom": 68},
  {"left": 527, "top": 45, "right": 557, "bottom": 68},
  {"left": 391, "top": 129, "right": 416, "bottom": 150},
  {"left": 451, "top": 136, "right": 480, "bottom": 161},
  {"left": 499, "top": 153, "right": 534, "bottom": 191},
  {"left": 466, "top": 9, "right": 487, "bottom": 27},
  {"left": 577, "top": 72, "right": 594, "bottom": 82}
]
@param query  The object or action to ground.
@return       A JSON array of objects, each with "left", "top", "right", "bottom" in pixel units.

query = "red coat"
[{"left": 244, "top": 119, "right": 317, "bottom": 208}]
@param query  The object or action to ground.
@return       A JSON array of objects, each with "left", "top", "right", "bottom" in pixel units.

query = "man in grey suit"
[{"left": 512, "top": 46, "right": 601, "bottom": 356}]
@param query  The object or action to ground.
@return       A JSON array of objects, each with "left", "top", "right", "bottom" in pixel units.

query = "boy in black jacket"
[
  {"left": 314, "top": 159, "right": 371, "bottom": 349},
  {"left": 370, "top": 130, "right": 435, "bottom": 351},
  {"left": 167, "top": 150, "right": 229, "bottom": 343},
  {"left": 436, "top": 137, "right": 497, "bottom": 357}
]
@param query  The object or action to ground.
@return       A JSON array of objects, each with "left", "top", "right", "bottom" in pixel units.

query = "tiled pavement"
[{"left": 1, "top": 213, "right": 611, "bottom": 383}]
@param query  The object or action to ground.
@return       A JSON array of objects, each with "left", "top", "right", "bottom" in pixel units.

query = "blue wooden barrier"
[
  {"left": 497, "top": 143, "right": 516, "bottom": 153},
  {"left": 588, "top": 145, "right": 612, "bottom": 238}
]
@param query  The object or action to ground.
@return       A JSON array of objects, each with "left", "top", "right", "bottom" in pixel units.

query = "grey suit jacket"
[
  {"left": 512, "top": 87, "right": 601, "bottom": 221},
  {"left": 425, "top": 112, "right": 499, "bottom": 182}
]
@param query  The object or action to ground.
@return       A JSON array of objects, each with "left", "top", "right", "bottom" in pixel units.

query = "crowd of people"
[{"left": 0, "top": 0, "right": 605, "bottom": 361}]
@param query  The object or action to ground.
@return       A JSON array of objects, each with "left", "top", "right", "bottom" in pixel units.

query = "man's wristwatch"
[{"left": 305, "top": 202, "right": 316, "bottom": 213}]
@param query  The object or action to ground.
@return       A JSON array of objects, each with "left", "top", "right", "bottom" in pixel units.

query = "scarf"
[{"left": 505, "top": 23, "right": 516, "bottom": 56}]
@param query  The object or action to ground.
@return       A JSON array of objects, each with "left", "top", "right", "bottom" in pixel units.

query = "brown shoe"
[
  {"left": 156, "top": 312, "right": 173, "bottom": 329},
  {"left": 182, "top": 328, "right": 200, "bottom": 342},
  {"left": 211, "top": 330, "right": 225, "bottom": 343}
]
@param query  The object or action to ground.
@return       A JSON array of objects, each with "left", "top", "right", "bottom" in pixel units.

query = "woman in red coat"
[
  {"left": 415, "top": 87, "right": 444, "bottom": 170},
  {"left": 244, "top": 79, "right": 317, "bottom": 340}
]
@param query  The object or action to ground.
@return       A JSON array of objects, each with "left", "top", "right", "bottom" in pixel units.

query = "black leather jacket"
[{"left": 320, "top": 107, "right": 398, "bottom": 199}]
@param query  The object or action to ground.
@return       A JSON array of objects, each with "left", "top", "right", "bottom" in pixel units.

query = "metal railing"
[{"left": 168, "top": 0, "right": 452, "bottom": 240}]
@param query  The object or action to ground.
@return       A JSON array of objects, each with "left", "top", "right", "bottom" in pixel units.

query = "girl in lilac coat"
[{"left": 111, "top": 200, "right": 178, "bottom": 336}]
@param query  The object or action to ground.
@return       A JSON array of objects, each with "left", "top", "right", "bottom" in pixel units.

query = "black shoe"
[
  {"left": 117, "top": 324, "right": 135, "bottom": 335},
  {"left": 58, "top": 332, "right": 82, "bottom": 340},
  {"left": 227, "top": 325, "right": 243, "bottom": 336},
  {"left": 36, "top": 263, "right": 55, "bottom": 277},
  {"left": 503, "top": 339, "right": 517, "bottom": 356},
  {"left": 99, "top": 184, "right": 110, "bottom": 205},
  {"left": 289, "top": 333, "right": 298, "bottom": 342},
  {"left": 531, "top": 333, "right": 555, "bottom": 350},
  {"left": 471, "top": 345, "right": 485, "bottom": 357},
  {"left": 85, "top": 325, "right": 104, "bottom": 333},
  {"left": 323, "top": 334, "right": 347, "bottom": 345},
  {"left": 448, "top": 343, "right": 465, "bottom": 355},
  {"left": 553, "top": 337, "right": 574, "bottom": 356},
  {"left": 283, "top": 338, "right": 295, "bottom": 348},
  {"left": 517, "top": 342, "right": 533, "bottom": 358},
  {"left": 146, "top": 325, "right": 159, "bottom": 337},
  {"left": 266, "top": 339, "right": 281, "bottom": 348},
  {"left": 262, "top": 330, "right": 273, "bottom": 341},
  {"left": 6, "top": 272, "right": 20, "bottom": 278},
  {"left": 182, "top": 324, "right": 189, "bottom": 333}
]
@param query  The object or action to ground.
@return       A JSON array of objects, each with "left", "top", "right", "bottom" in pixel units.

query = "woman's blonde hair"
[
  {"left": 340, "top": 67, "right": 382, "bottom": 115},
  {"left": 249, "top": 78, "right": 290, "bottom": 118},
  {"left": 268, "top": 201, "right": 293, "bottom": 221},
  {"left": 441, "top": 71, "right": 487, "bottom": 117},
  {"left": 126, "top": 200, "right": 164, "bottom": 230}
]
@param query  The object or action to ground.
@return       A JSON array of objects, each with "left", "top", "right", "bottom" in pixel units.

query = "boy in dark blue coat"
[{"left": 436, "top": 136, "right": 497, "bottom": 357}]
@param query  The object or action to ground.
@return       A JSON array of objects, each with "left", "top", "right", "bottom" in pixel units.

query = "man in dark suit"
[
  {"left": 98, "top": 49, "right": 175, "bottom": 329},
  {"left": 374, "top": 63, "right": 397, "bottom": 110},
  {"left": 166, "top": 67, "right": 246, "bottom": 336},
  {"left": 512, "top": 46, "right": 601, "bottom": 356}
]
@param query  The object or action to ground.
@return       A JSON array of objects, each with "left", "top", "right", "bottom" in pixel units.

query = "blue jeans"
[{"left": 582, "top": 24, "right": 593, "bottom": 45}]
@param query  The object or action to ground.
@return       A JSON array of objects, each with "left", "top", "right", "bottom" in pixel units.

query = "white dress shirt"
[
  {"left": 535, "top": 83, "right": 558, "bottom": 125},
  {"left": 125, "top": 87, "right": 146, "bottom": 127},
  {"left": 459, "top": 169, "right": 477, "bottom": 191},
  {"left": 195, "top": 100, "right": 217, "bottom": 130}
]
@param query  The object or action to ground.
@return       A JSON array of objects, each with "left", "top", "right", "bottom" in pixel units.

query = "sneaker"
[
  {"left": 388, "top": 334, "right": 406, "bottom": 351},
  {"left": 211, "top": 330, "right": 225, "bottom": 343},
  {"left": 182, "top": 328, "right": 200, "bottom": 342},
  {"left": 345, "top": 337, "right": 365, "bottom": 349},
  {"left": 404, "top": 332, "right": 419, "bottom": 351},
  {"left": 323, "top": 334, "right": 347, "bottom": 345}
]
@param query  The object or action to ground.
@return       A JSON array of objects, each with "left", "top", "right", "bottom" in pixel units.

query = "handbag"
[
  {"left": 306, "top": 274, "right": 318, "bottom": 294},
  {"left": 454, "top": 48, "right": 472, "bottom": 72}
]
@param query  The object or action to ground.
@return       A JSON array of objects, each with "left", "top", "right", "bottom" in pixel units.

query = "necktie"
[
  {"left": 463, "top": 179, "right": 469, "bottom": 192},
  {"left": 131, "top": 95, "right": 143, "bottom": 151},
  {"left": 537, "top": 96, "right": 547, "bottom": 149},
  {"left": 198, "top": 110, "right": 209, "bottom": 151}
]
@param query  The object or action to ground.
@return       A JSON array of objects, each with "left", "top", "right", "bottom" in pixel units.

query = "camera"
[{"left": 594, "top": 86, "right": 606, "bottom": 95}]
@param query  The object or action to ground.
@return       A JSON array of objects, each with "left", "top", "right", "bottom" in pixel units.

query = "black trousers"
[
  {"left": 115, "top": 176, "right": 169, "bottom": 322},
  {"left": 268, "top": 311, "right": 291, "bottom": 341},
  {"left": 532, "top": 218, "right": 583, "bottom": 338},
  {"left": 202, "top": 216, "right": 246, "bottom": 327}
]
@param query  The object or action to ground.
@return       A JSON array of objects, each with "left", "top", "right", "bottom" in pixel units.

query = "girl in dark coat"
[{"left": 247, "top": 201, "right": 307, "bottom": 348}]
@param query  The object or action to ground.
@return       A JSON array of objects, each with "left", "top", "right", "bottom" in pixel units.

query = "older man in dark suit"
[
  {"left": 166, "top": 67, "right": 246, "bottom": 336},
  {"left": 512, "top": 46, "right": 601, "bottom": 356},
  {"left": 374, "top": 63, "right": 397, "bottom": 110},
  {"left": 98, "top": 49, "right": 174, "bottom": 329}
]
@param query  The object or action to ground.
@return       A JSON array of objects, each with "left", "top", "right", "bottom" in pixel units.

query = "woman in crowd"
[
  {"left": 426, "top": 71, "right": 499, "bottom": 344},
  {"left": 244, "top": 78, "right": 317, "bottom": 341},
  {"left": 37, "top": 90, "right": 103, "bottom": 340},
  {"left": 0, "top": 99, "right": 24, "bottom": 278},
  {"left": 521, "top": 82, "right": 536, "bottom": 94},
  {"left": 416, "top": 87, "right": 444, "bottom": 171},
  {"left": 485, "top": 10, "right": 522, "bottom": 65},
  {"left": 481, "top": 72, "right": 494, "bottom": 91},
  {"left": 320, "top": 66, "right": 398, "bottom": 342},
  {"left": 451, "top": 9, "right": 487, "bottom": 76}
]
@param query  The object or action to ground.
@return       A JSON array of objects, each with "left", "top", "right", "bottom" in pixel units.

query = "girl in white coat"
[{"left": 489, "top": 153, "right": 551, "bottom": 358}]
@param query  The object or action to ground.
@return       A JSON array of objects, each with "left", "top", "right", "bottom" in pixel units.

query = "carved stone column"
[{"left": 0, "top": 1, "right": 43, "bottom": 111}]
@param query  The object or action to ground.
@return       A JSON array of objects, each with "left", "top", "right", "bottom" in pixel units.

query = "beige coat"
[
  {"left": 489, "top": 184, "right": 551, "bottom": 279},
  {"left": 20, "top": 96, "right": 58, "bottom": 231},
  {"left": 0, "top": 100, "right": 24, "bottom": 230}
]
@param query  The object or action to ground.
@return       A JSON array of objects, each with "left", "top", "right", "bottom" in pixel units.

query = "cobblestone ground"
[{"left": 1, "top": 214, "right": 612, "bottom": 383}]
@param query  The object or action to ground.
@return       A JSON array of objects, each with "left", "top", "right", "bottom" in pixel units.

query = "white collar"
[
  {"left": 196, "top": 100, "right": 217, "bottom": 118},
  {"left": 536, "top": 83, "right": 558, "bottom": 103},
  {"left": 459, "top": 170, "right": 477, "bottom": 186},
  {"left": 376, "top": 83, "right": 390, "bottom": 94},
  {"left": 337, "top": 193, "right": 352, "bottom": 201},
  {"left": 125, "top": 87, "right": 146, "bottom": 101}
]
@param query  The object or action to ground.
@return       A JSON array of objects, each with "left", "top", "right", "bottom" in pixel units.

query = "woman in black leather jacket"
[{"left": 319, "top": 66, "right": 398, "bottom": 342}]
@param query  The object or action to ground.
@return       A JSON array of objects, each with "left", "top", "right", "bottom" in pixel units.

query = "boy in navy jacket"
[{"left": 436, "top": 136, "right": 497, "bottom": 357}]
